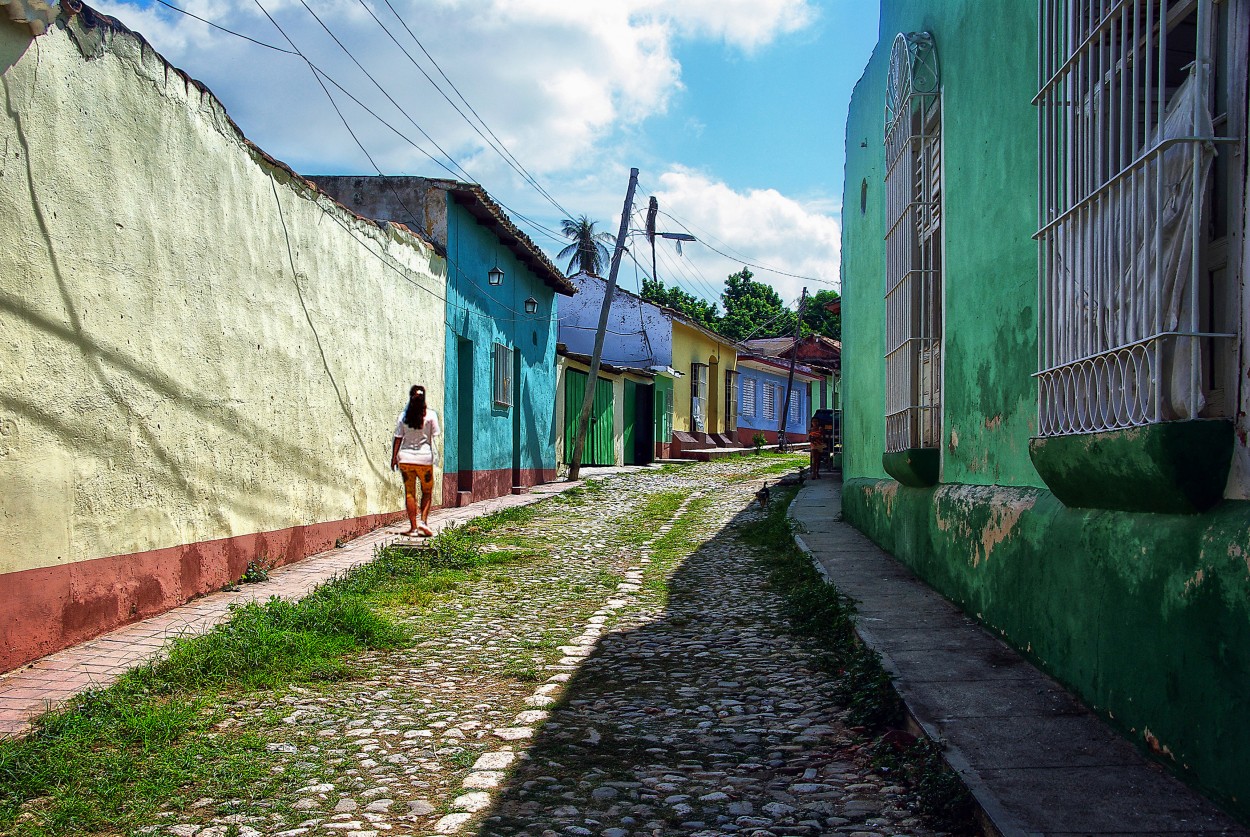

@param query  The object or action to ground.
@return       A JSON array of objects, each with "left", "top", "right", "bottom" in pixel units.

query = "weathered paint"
[
  {"left": 843, "top": 478, "right": 1250, "bottom": 816},
  {"left": 839, "top": 0, "right": 1250, "bottom": 818},
  {"left": 0, "top": 11, "right": 444, "bottom": 669},
  {"left": 558, "top": 273, "right": 672, "bottom": 369},
  {"left": 841, "top": 0, "right": 1042, "bottom": 488},
  {"left": 1030, "top": 420, "right": 1235, "bottom": 514}
]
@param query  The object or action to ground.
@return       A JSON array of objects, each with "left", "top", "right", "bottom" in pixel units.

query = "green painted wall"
[
  {"left": 843, "top": 478, "right": 1250, "bottom": 818},
  {"left": 841, "top": 0, "right": 1043, "bottom": 487}
]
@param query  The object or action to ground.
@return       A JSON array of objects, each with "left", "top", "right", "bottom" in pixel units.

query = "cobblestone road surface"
[{"left": 146, "top": 459, "right": 946, "bottom": 837}]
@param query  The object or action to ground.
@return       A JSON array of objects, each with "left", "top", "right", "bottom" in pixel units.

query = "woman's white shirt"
[{"left": 394, "top": 410, "right": 441, "bottom": 465}]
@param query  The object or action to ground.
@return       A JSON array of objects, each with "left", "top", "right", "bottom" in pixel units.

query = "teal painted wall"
[
  {"left": 843, "top": 478, "right": 1250, "bottom": 818},
  {"left": 838, "top": 0, "right": 1250, "bottom": 819},
  {"left": 442, "top": 195, "right": 558, "bottom": 483},
  {"left": 841, "top": 0, "right": 1043, "bottom": 486}
]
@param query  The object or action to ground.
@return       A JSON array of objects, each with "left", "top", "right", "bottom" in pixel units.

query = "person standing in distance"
[{"left": 391, "top": 384, "right": 440, "bottom": 536}]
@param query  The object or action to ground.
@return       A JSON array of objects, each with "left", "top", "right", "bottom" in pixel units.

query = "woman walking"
[{"left": 391, "top": 384, "right": 440, "bottom": 536}]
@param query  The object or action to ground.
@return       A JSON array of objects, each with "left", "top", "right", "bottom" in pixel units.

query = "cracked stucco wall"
[{"left": 0, "top": 12, "right": 446, "bottom": 664}]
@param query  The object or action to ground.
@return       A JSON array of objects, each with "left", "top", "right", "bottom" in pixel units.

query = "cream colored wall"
[
  {"left": 0, "top": 17, "right": 446, "bottom": 576},
  {"left": 670, "top": 321, "right": 737, "bottom": 435}
]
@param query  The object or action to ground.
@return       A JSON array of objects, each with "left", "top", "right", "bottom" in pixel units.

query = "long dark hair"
[{"left": 403, "top": 384, "right": 427, "bottom": 429}]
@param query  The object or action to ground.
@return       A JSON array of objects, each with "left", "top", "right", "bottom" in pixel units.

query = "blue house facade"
[
  {"left": 735, "top": 355, "right": 819, "bottom": 446},
  {"left": 309, "top": 176, "right": 576, "bottom": 505}
]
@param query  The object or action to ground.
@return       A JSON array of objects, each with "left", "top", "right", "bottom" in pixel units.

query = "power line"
[
  {"left": 365, "top": 0, "right": 574, "bottom": 220},
  {"left": 656, "top": 209, "right": 838, "bottom": 287},
  {"left": 151, "top": 0, "right": 296, "bottom": 53}
]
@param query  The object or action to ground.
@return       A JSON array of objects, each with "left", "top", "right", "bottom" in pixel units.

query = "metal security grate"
[
  {"left": 884, "top": 32, "right": 943, "bottom": 454},
  {"left": 1035, "top": 0, "right": 1240, "bottom": 436}
]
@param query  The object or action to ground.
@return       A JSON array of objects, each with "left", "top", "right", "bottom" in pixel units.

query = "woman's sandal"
[{"left": 418, "top": 523, "right": 434, "bottom": 537}]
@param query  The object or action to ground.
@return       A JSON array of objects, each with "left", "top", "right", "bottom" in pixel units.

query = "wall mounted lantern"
[
  {"left": 488, "top": 265, "right": 504, "bottom": 286},
  {"left": 524, "top": 297, "right": 538, "bottom": 315}
]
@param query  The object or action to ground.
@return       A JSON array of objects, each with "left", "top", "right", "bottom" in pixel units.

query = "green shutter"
[
  {"left": 564, "top": 369, "right": 615, "bottom": 466},
  {"left": 623, "top": 379, "right": 637, "bottom": 465}
]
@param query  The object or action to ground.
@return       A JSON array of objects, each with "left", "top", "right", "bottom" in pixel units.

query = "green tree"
[
  {"left": 718, "top": 268, "right": 797, "bottom": 341},
  {"left": 805, "top": 289, "right": 842, "bottom": 340},
  {"left": 557, "top": 215, "right": 615, "bottom": 276},
  {"left": 640, "top": 277, "right": 721, "bottom": 331}
]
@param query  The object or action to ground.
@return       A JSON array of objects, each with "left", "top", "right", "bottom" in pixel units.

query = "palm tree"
[{"left": 558, "top": 215, "right": 615, "bottom": 276}]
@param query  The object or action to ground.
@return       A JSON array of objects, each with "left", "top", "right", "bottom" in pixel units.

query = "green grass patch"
[
  {"left": 619, "top": 489, "right": 687, "bottom": 547},
  {"left": 740, "top": 487, "right": 975, "bottom": 831}
]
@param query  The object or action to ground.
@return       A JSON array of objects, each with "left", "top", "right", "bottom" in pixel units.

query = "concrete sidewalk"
[
  {"left": 789, "top": 477, "right": 1247, "bottom": 837},
  {"left": 0, "top": 468, "right": 641, "bottom": 738}
]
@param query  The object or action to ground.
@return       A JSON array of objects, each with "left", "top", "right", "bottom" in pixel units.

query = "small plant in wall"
[
  {"left": 239, "top": 555, "right": 276, "bottom": 584},
  {"left": 752, "top": 432, "right": 767, "bottom": 454}
]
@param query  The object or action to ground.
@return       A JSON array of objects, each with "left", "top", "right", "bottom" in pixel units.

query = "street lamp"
[
  {"left": 488, "top": 264, "right": 504, "bottom": 286},
  {"left": 524, "top": 297, "right": 538, "bottom": 315}
]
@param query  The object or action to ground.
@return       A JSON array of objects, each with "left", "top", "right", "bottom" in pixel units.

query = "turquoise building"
[
  {"left": 310, "top": 176, "right": 575, "bottom": 505},
  {"left": 839, "top": 0, "right": 1249, "bottom": 816}
]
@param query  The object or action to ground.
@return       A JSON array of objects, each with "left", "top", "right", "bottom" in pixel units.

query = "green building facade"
[{"left": 840, "top": 0, "right": 1250, "bottom": 816}]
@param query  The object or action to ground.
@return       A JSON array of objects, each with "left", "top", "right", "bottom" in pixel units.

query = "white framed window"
[
  {"left": 741, "top": 377, "right": 756, "bottom": 417},
  {"left": 725, "top": 370, "right": 739, "bottom": 432},
  {"left": 789, "top": 390, "right": 801, "bottom": 425},
  {"left": 1035, "top": 0, "right": 1244, "bottom": 435},
  {"left": 493, "top": 342, "right": 513, "bottom": 407},
  {"left": 884, "top": 31, "right": 943, "bottom": 453},
  {"left": 690, "top": 362, "right": 709, "bottom": 432},
  {"left": 762, "top": 383, "right": 776, "bottom": 421}
]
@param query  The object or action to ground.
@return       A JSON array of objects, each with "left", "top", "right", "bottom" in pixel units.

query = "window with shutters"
[
  {"left": 493, "top": 343, "right": 512, "bottom": 407},
  {"left": 1035, "top": 0, "right": 1244, "bottom": 435},
  {"left": 884, "top": 31, "right": 943, "bottom": 453},
  {"left": 725, "top": 370, "right": 739, "bottom": 432},
  {"left": 742, "top": 377, "right": 756, "bottom": 417},
  {"left": 762, "top": 383, "right": 776, "bottom": 421},
  {"left": 789, "top": 389, "right": 801, "bottom": 426},
  {"left": 690, "top": 363, "right": 709, "bottom": 432}
]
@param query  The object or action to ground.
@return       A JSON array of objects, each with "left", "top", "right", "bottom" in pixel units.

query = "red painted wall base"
[{"left": 0, "top": 510, "right": 403, "bottom": 674}]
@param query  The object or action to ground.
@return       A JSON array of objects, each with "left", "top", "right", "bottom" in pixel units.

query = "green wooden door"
[
  {"left": 564, "top": 370, "right": 615, "bottom": 466},
  {"left": 623, "top": 379, "right": 637, "bottom": 465}
]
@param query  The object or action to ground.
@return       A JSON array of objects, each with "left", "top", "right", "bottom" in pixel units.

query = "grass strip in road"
[
  {"left": 738, "top": 485, "right": 976, "bottom": 832},
  {"left": 0, "top": 503, "right": 549, "bottom": 837}
]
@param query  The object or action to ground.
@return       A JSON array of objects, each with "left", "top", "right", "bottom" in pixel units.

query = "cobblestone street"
[{"left": 15, "top": 458, "right": 947, "bottom": 837}]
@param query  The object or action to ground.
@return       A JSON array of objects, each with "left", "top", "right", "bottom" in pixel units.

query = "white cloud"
[
  {"left": 89, "top": 0, "right": 833, "bottom": 295},
  {"left": 650, "top": 167, "right": 840, "bottom": 306}
]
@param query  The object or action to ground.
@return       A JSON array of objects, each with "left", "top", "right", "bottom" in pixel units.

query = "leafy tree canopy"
[
  {"left": 805, "top": 289, "right": 841, "bottom": 341},
  {"left": 640, "top": 277, "right": 721, "bottom": 332},
  {"left": 638, "top": 268, "right": 840, "bottom": 343},
  {"left": 719, "top": 268, "right": 797, "bottom": 342}
]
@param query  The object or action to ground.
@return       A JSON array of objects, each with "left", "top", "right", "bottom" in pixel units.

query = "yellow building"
[{"left": 668, "top": 315, "right": 740, "bottom": 451}]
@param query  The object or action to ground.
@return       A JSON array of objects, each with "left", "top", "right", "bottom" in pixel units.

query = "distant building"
[{"left": 733, "top": 355, "right": 821, "bottom": 447}]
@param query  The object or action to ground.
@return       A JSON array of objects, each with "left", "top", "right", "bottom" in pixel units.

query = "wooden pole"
[
  {"left": 568, "top": 167, "right": 639, "bottom": 481},
  {"left": 777, "top": 287, "right": 807, "bottom": 451}
]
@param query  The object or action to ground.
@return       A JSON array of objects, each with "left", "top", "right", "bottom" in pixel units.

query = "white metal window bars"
[
  {"left": 1035, "top": 0, "right": 1239, "bottom": 436},
  {"left": 742, "top": 377, "right": 757, "bottom": 417},
  {"left": 763, "top": 382, "right": 776, "bottom": 421},
  {"left": 691, "top": 362, "right": 708, "bottom": 432},
  {"left": 789, "top": 390, "right": 801, "bottom": 426},
  {"left": 884, "top": 31, "right": 943, "bottom": 454},
  {"left": 725, "top": 369, "right": 740, "bottom": 432},
  {"left": 493, "top": 343, "right": 512, "bottom": 407}
]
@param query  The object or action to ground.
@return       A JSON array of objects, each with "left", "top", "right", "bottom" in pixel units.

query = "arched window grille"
[
  {"left": 1035, "top": 0, "right": 1243, "bottom": 436},
  {"left": 884, "top": 32, "right": 943, "bottom": 454}
]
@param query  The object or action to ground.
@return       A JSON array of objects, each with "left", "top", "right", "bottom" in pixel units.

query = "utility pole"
[
  {"left": 568, "top": 167, "right": 639, "bottom": 481},
  {"left": 646, "top": 196, "right": 659, "bottom": 289},
  {"left": 777, "top": 287, "right": 807, "bottom": 451}
]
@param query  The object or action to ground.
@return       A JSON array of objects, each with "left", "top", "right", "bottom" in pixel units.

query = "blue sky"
[{"left": 95, "top": 0, "right": 880, "bottom": 306}]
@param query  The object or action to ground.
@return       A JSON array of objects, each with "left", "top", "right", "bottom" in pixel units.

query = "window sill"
[
  {"left": 1029, "top": 420, "right": 1233, "bottom": 514},
  {"left": 882, "top": 447, "right": 940, "bottom": 487}
]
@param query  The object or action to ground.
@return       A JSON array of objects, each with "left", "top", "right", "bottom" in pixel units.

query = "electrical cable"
[
  {"left": 151, "top": 0, "right": 296, "bottom": 53},
  {"left": 655, "top": 208, "right": 838, "bottom": 286}
]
